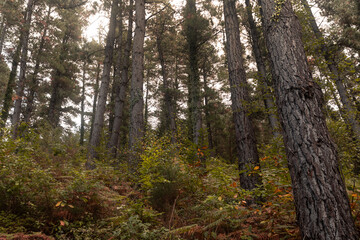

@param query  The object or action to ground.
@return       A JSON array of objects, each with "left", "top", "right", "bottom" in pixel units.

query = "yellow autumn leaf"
[
  {"left": 218, "top": 196, "right": 222, "bottom": 201},
  {"left": 233, "top": 194, "right": 238, "bottom": 198},
  {"left": 55, "top": 201, "right": 62, "bottom": 207},
  {"left": 254, "top": 166, "right": 260, "bottom": 170},
  {"left": 352, "top": 193, "right": 358, "bottom": 198}
]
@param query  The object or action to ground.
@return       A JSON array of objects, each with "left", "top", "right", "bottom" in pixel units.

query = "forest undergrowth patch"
[{"left": 0, "top": 131, "right": 359, "bottom": 239}]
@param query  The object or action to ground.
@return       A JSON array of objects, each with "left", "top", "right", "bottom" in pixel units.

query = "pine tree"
[
  {"left": 128, "top": 0, "right": 145, "bottom": 161},
  {"left": 108, "top": 0, "right": 133, "bottom": 157},
  {"left": 87, "top": 0, "right": 118, "bottom": 165},
  {"left": 223, "top": 0, "right": 262, "bottom": 190},
  {"left": 259, "top": 0, "right": 358, "bottom": 238}
]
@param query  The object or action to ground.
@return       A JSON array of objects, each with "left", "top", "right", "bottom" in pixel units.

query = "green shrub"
[
  {"left": 112, "top": 215, "right": 169, "bottom": 240},
  {"left": 139, "top": 135, "right": 193, "bottom": 213}
]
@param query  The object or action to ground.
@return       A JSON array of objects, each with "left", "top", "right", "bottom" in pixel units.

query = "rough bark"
[
  {"left": 259, "top": 0, "right": 358, "bottom": 238},
  {"left": 129, "top": 0, "right": 145, "bottom": 154},
  {"left": 11, "top": 0, "right": 35, "bottom": 138},
  {"left": 245, "top": 0, "right": 280, "bottom": 138},
  {"left": 118, "top": 0, "right": 133, "bottom": 149},
  {"left": 87, "top": 0, "right": 118, "bottom": 166},
  {"left": 108, "top": 4, "right": 124, "bottom": 156},
  {"left": 184, "top": 0, "right": 202, "bottom": 145},
  {"left": 223, "top": 0, "right": 261, "bottom": 190},
  {"left": 24, "top": 6, "right": 51, "bottom": 123}
]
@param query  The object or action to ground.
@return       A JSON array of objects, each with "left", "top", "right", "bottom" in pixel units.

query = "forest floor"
[{"left": 1, "top": 130, "right": 360, "bottom": 239}]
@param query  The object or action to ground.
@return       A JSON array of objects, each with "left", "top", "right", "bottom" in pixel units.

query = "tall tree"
[
  {"left": 0, "top": 0, "right": 28, "bottom": 128},
  {"left": 87, "top": 0, "right": 118, "bottom": 165},
  {"left": 1, "top": 41, "right": 21, "bottom": 128},
  {"left": 128, "top": 0, "right": 145, "bottom": 156},
  {"left": 12, "top": 0, "right": 36, "bottom": 137},
  {"left": 24, "top": 5, "right": 52, "bottom": 124},
  {"left": 89, "top": 62, "right": 101, "bottom": 141},
  {"left": 183, "top": 0, "right": 202, "bottom": 145},
  {"left": 47, "top": 5, "right": 83, "bottom": 127},
  {"left": 108, "top": 0, "right": 133, "bottom": 157},
  {"left": 154, "top": 9, "right": 177, "bottom": 141},
  {"left": 223, "top": 0, "right": 262, "bottom": 190},
  {"left": 202, "top": 63, "right": 213, "bottom": 150},
  {"left": 244, "top": 0, "right": 280, "bottom": 138},
  {"left": 259, "top": 0, "right": 358, "bottom": 238}
]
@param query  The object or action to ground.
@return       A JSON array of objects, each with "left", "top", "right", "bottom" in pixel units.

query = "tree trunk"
[
  {"left": 24, "top": 5, "right": 51, "bottom": 123},
  {"left": 202, "top": 66, "right": 214, "bottom": 150},
  {"left": 80, "top": 61, "right": 86, "bottom": 145},
  {"left": 0, "top": 20, "right": 7, "bottom": 56},
  {"left": 245, "top": 0, "right": 280, "bottom": 138},
  {"left": 11, "top": 0, "right": 35, "bottom": 138},
  {"left": 108, "top": 0, "right": 131, "bottom": 157},
  {"left": 301, "top": 0, "right": 360, "bottom": 142},
  {"left": 87, "top": 0, "right": 118, "bottom": 166},
  {"left": 118, "top": 0, "right": 133, "bottom": 150},
  {"left": 0, "top": 41, "right": 21, "bottom": 128},
  {"left": 108, "top": 69, "right": 116, "bottom": 134},
  {"left": 156, "top": 19, "right": 176, "bottom": 141},
  {"left": 184, "top": 0, "right": 202, "bottom": 145},
  {"left": 223, "top": 0, "right": 262, "bottom": 190},
  {"left": 47, "top": 32, "right": 70, "bottom": 127},
  {"left": 89, "top": 62, "right": 101, "bottom": 143},
  {"left": 259, "top": 0, "right": 358, "bottom": 238},
  {"left": 129, "top": 0, "right": 145, "bottom": 155},
  {"left": 144, "top": 70, "right": 149, "bottom": 132}
]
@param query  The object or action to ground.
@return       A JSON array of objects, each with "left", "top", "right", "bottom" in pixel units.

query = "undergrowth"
[{"left": 0, "top": 128, "right": 359, "bottom": 239}]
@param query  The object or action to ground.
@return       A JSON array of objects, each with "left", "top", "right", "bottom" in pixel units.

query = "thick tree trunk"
[
  {"left": 108, "top": 4, "right": 127, "bottom": 158},
  {"left": 117, "top": 0, "right": 133, "bottom": 150},
  {"left": 184, "top": 0, "right": 202, "bottom": 145},
  {"left": 87, "top": 0, "right": 118, "bottom": 166},
  {"left": 223, "top": 0, "right": 262, "bottom": 190},
  {"left": 301, "top": 0, "right": 360, "bottom": 142},
  {"left": 259, "top": 0, "right": 358, "bottom": 238},
  {"left": 24, "top": 6, "right": 51, "bottom": 123},
  {"left": 11, "top": 0, "right": 35, "bottom": 138},
  {"left": 245, "top": 0, "right": 280, "bottom": 138},
  {"left": 129, "top": 0, "right": 145, "bottom": 155}
]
